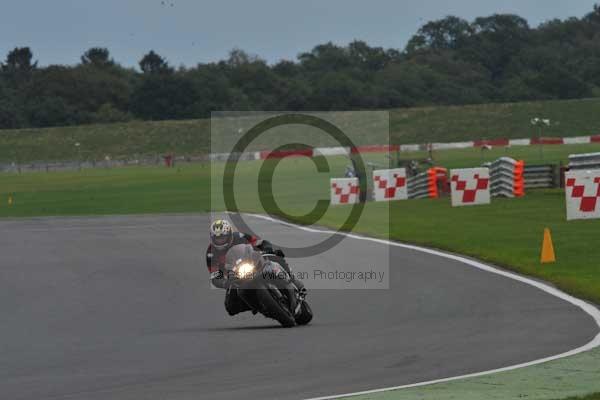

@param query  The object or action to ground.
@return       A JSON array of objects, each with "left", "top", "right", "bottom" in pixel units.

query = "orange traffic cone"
[{"left": 540, "top": 228, "right": 556, "bottom": 264}]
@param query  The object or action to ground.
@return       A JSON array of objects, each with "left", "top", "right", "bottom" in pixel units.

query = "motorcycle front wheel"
[
  {"left": 257, "top": 285, "right": 296, "bottom": 328},
  {"left": 295, "top": 301, "right": 313, "bottom": 326}
]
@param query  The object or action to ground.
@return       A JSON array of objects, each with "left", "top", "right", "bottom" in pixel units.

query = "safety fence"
[
  {"left": 568, "top": 152, "right": 600, "bottom": 171},
  {"left": 0, "top": 154, "right": 209, "bottom": 173},
  {"left": 524, "top": 164, "right": 558, "bottom": 189}
]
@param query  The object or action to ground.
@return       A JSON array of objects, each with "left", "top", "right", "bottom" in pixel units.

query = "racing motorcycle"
[{"left": 225, "top": 244, "right": 312, "bottom": 327}]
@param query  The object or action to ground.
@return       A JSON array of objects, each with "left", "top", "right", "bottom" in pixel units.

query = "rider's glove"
[
  {"left": 210, "top": 270, "right": 229, "bottom": 289},
  {"left": 275, "top": 249, "right": 285, "bottom": 258}
]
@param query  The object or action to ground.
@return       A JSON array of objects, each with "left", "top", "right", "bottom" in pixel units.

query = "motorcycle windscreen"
[{"left": 224, "top": 244, "right": 262, "bottom": 272}]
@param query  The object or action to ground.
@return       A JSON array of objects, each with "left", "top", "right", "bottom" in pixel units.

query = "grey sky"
[{"left": 1, "top": 0, "right": 597, "bottom": 68}]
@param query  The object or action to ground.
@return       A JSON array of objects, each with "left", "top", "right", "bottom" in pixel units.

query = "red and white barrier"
[
  {"left": 260, "top": 149, "right": 313, "bottom": 160},
  {"left": 330, "top": 178, "right": 360, "bottom": 205},
  {"left": 565, "top": 170, "right": 600, "bottom": 221},
  {"left": 213, "top": 134, "right": 600, "bottom": 162},
  {"left": 450, "top": 168, "right": 491, "bottom": 207},
  {"left": 373, "top": 168, "right": 408, "bottom": 201}
]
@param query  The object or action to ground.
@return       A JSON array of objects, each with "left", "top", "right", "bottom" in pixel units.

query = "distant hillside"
[{"left": 1, "top": 98, "right": 600, "bottom": 163}]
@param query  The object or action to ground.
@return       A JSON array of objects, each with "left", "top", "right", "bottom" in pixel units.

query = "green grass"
[
  {"left": 2, "top": 98, "right": 600, "bottom": 163},
  {"left": 2, "top": 143, "right": 600, "bottom": 306},
  {"left": 0, "top": 165, "right": 211, "bottom": 217}
]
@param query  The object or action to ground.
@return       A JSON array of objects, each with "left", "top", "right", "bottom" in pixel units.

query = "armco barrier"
[
  {"left": 372, "top": 168, "right": 408, "bottom": 202},
  {"left": 330, "top": 178, "right": 360, "bottom": 205},
  {"left": 450, "top": 168, "right": 491, "bottom": 207},
  {"left": 488, "top": 157, "right": 525, "bottom": 198},
  {"left": 408, "top": 167, "right": 447, "bottom": 199},
  {"left": 568, "top": 152, "right": 600, "bottom": 170},
  {"left": 565, "top": 169, "right": 600, "bottom": 221},
  {"left": 524, "top": 164, "right": 557, "bottom": 189}
]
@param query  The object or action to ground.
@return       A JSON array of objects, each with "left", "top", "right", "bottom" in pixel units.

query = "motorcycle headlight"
[{"left": 236, "top": 263, "right": 255, "bottom": 279}]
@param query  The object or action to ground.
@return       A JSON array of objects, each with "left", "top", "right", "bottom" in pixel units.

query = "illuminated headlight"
[{"left": 236, "top": 263, "right": 255, "bottom": 279}]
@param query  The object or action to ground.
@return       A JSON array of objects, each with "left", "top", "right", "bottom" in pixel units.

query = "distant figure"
[
  {"left": 164, "top": 154, "right": 173, "bottom": 168},
  {"left": 349, "top": 151, "right": 367, "bottom": 203},
  {"left": 344, "top": 165, "right": 356, "bottom": 178}
]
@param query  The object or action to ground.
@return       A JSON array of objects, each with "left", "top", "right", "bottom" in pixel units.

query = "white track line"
[{"left": 243, "top": 213, "right": 600, "bottom": 400}]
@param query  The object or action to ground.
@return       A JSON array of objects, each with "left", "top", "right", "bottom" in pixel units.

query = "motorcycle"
[{"left": 225, "top": 244, "right": 313, "bottom": 327}]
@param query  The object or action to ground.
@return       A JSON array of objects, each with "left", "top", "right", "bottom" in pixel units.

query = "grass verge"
[{"left": 2, "top": 98, "right": 600, "bottom": 163}]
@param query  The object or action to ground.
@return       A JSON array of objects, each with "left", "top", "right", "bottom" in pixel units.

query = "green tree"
[
  {"left": 2, "top": 47, "right": 37, "bottom": 73},
  {"left": 464, "top": 14, "right": 531, "bottom": 80},
  {"left": 131, "top": 73, "right": 196, "bottom": 120},
  {"left": 139, "top": 50, "right": 171, "bottom": 74},
  {"left": 81, "top": 47, "right": 114, "bottom": 67},
  {"left": 406, "top": 16, "right": 472, "bottom": 54}
]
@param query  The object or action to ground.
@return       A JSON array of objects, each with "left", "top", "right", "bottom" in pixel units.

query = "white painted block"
[
  {"left": 508, "top": 138, "right": 531, "bottom": 146},
  {"left": 563, "top": 136, "right": 591, "bottom": 145},
  {"left": 313, "top": 147, "right": 350, "bottom": 156},
  {"left": 399, "top": 144, "right": 420, "bottom": 152},
  {"left": 432, "top": 141, "right": 474, "bottom": 150}
]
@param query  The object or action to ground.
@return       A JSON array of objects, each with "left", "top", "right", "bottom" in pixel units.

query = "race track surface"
[{"left": 0, "top": 214, "right": 597, "bottom": 400}]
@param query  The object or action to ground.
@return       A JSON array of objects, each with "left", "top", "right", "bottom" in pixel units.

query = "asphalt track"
[{"left": 0, "top": 214, "right": 598, "bottom": 400}]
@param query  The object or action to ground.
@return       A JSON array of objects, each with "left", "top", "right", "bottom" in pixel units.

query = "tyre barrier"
[
  {"left": 330, "top": 178, "right": 360, "bottom": 205},
  {"left": 565, "top": 169, "right": 600, "bottom": 221},
  {"left": 407, "top": 171, "right": 432, "bottom": 199},
  {"left": 372, "top": 168, "right": 408, "bottom": 202},
  {"left": 407, "top": 167, "right": 447, "bottom": 199},
  {"left": 450, "top": 168, "right": 491, "bottom": 207},
  {"left": 487, "top": 157, "right": 525, "bottom": 198}
]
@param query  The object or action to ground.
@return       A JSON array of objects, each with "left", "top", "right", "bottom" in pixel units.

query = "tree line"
[{"left": 2, "top": 5, "right": 600, "bottom": 130}]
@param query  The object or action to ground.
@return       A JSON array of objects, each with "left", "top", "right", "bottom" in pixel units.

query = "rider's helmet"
[{"left": 210, "top": 219, "right": 233, "bottom": 250}]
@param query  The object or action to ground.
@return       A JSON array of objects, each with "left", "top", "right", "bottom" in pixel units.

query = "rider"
[{"left": 206, "top": 219, "right": 305, "bottom": 316}]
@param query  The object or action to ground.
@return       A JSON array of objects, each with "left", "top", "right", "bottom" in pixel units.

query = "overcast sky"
[{"left": 1, "top": 0, "right": 598, "bottom": 68}]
